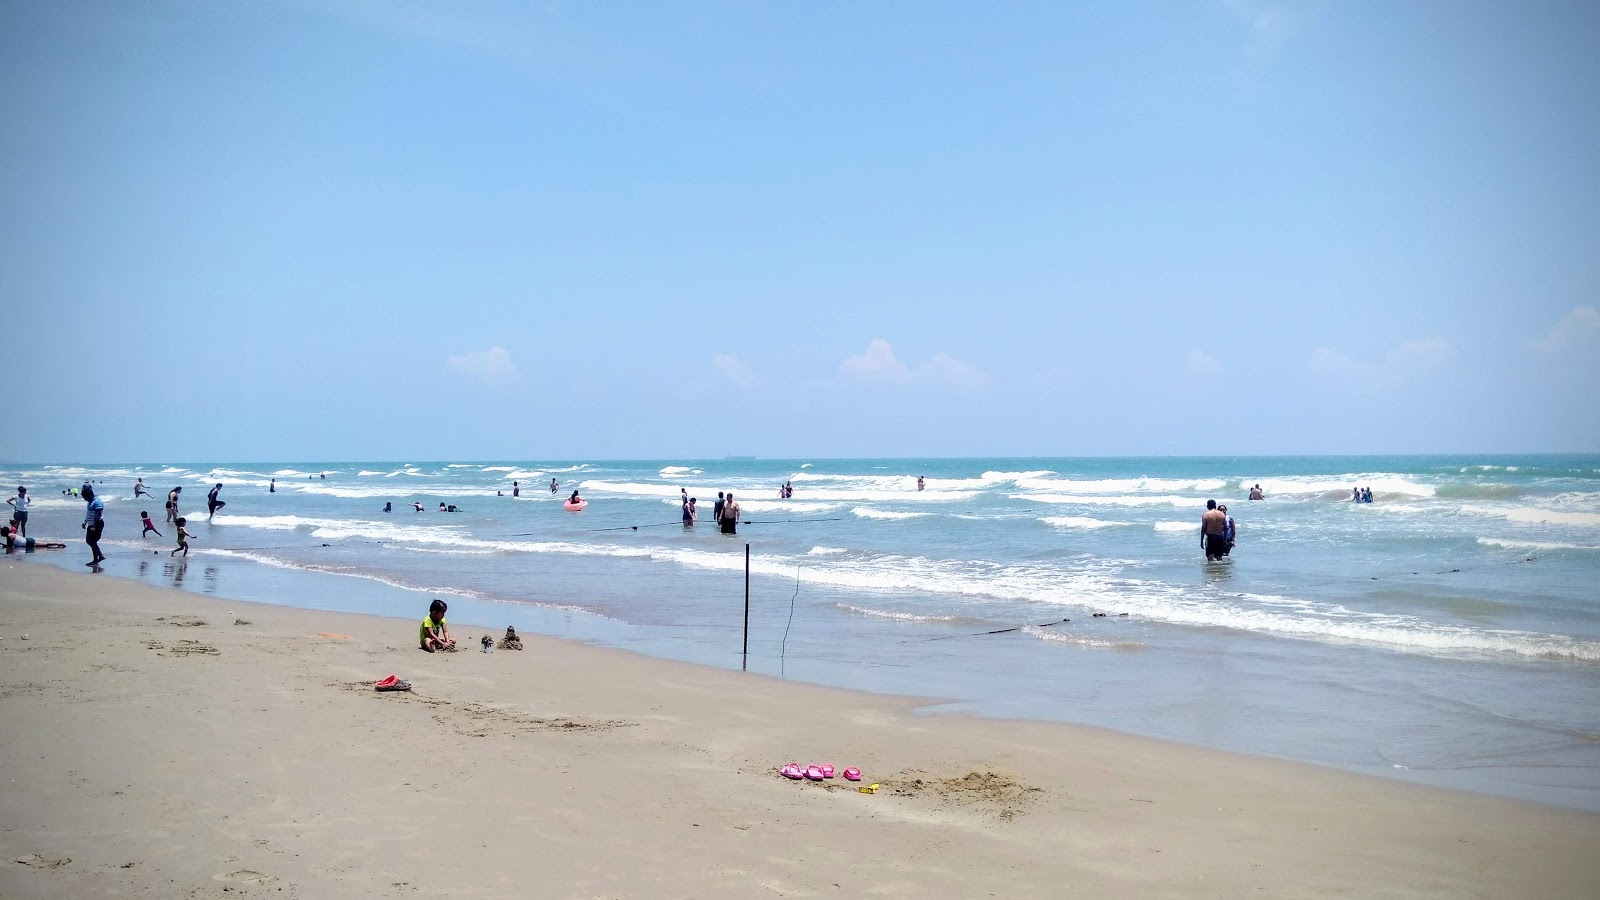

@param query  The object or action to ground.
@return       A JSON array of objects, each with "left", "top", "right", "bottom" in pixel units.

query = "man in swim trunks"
[
  {"left": 1201, "top": 499, "right": 1228, "bottom": 561},
  {"left": 720, "top": 492, "right": 740, "bottom": 535},
  {"left": 1248, "top": 484, "right": 1263, "bottom": 501}
]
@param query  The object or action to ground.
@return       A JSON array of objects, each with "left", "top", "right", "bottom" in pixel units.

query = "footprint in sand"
[
  {"left": 214, "top": 869, "right": 278, "bottom": 886},
  {"left": 15, "top": 853, "right": 70, "bottom": 869}
]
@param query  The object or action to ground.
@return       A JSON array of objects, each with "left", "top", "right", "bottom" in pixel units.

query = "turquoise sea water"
[{"left": 8, "top": 455, "right": 1599, "bottom": 809}]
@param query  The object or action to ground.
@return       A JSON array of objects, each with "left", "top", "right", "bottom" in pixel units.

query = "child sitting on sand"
[
  {"left": 171, "top": 517, "right": 193, "bottom": 557},
  {"left": 141, "top": 511, "right": 162, "bottom": 538},
  {"left": 420, "top": 599, "right": 455, "bottom": 652}
]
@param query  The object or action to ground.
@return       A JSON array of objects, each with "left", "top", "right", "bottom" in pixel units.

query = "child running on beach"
[
  {"left": 171, "top": 517, "right": 192, "bottom": 557},
  {"left": 141, "top": 510, "right": 162, "bottom": 538},
  {"left": 420, "top": 599, "right": 455, "bottom": 652}
]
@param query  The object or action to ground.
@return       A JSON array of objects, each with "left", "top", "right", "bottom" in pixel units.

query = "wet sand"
[{"left": 2, "top": 561, "right": 1597, "bottom": 898}]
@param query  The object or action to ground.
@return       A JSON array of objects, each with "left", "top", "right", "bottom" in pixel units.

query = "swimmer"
[
  {"left": 568, "top": 490, "right": 583, "bottom": 505},
  {"left": 550, "top": 478, "right": 558, "bottom": 493},
  {"left": 1248, "top": 484, "right": 1264, "bottom": 501},
  {"left": 412, "top": 502, "right": 424, "bottom": 512},
  {"left": 916, "top": 476, "right": 925, "bottom": 492}
]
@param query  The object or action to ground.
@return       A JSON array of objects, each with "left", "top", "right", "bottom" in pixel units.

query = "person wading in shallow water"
[
  {"left": 82, "top": 484, "right": 106, "bottom": 566},
  {"left": 1201, "top": 499, "right": 1228, "bottom": 561},
  {"left": 720, "top": 492, "right": 740, "bottom": 535}
]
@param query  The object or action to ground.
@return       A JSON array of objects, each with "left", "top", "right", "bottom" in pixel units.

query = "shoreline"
[
  {"left": 3, "top": 561, "right": 1600, "bottom": 896},
  {"left": 17, "top": 541, "right": 1600, "bottom": 813}
]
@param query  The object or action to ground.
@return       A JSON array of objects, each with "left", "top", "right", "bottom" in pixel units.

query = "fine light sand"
[{"left": 2, "top": 563, "right": 1597, "bottom": 899}]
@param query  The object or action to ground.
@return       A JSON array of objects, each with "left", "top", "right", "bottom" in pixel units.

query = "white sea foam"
[
  {"left": 1477, "top": 537, "right": 1600, "bottom": 552},
  {"left": 1152, "top": 521, "right": 1195, "bottom": 533},
  {"left": 587, "top": 479, "right": 974, "bottom": 504},
  {"left": 1041, "top": 516, "right": 1126, "bottom": 530},
  {"left": 1016, "top": 493, "right": 1194, "bottom": 508},
  {"left": 836, "top": 603, "right": 960, "bottom": 623},
  {"left": 1476, "top": 507, "right": 1600, "bottom": 527},
  {"left": 852, "top": 508, "right": 931, "bottom": 520},
  {"left": 1022, "top": 626, "right": 1145, "bottom": 650},
  {"left": 807, "top": 546, "right": 848, "bottom": 556},
  {"left": 1252, "top": 474, "right": 1437, "bottom": 499},
  {"left": 357, "top": 470, "right": 387, "bottom": 477},
  {"left": 659, "top": 466, "right": 702, "bottom": 478},
  {"left": 1013, "top": 475, "right": 1226, "bottom": 494},
  {"left": 481, "top": 466, "right": 516, "bottom": 472}
]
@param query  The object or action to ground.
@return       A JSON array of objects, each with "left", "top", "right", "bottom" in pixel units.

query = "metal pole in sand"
[{"left": 743, "top": 542, "right": 750, "bottom": 671}]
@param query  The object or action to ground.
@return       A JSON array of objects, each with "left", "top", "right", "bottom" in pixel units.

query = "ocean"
[{"left": 7, "top": 455, "right": 1599, "bottom": 810}]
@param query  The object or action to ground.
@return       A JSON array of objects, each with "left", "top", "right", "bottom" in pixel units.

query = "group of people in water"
[
  {"left": 1351, "top": 486, "right": 1375, "bottom": 503},
  {"left": 680, "top": 488, "right": 744, "bottom": 534}
]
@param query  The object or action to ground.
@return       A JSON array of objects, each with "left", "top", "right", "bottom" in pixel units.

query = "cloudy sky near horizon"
[{"left": 2, "top": 1, "right": 1596, "bottom": 463}]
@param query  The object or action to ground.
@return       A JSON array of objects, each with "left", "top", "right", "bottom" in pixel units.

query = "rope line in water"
[{"left": 921, "top": 618, "right": 1075, "bottom": 642}]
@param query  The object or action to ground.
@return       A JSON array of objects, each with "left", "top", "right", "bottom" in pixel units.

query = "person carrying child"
[
  {"left": 141, "top": 510, "right": 162, "bottom": 538},
  {"left": 420, "top": 599, "right": 455, "bottom": 652},
  {"left": 171, "top": 517, "right": 193, "bottom": 557}
]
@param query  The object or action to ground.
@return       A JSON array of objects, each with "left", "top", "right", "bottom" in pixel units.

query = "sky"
[{"left": 1, "top": 0, "right": 1597, "bottom": 463}]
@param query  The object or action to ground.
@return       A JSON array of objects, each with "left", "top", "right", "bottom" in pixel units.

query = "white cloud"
[
  {"left": 711, "top": 354, "right": 764, "bottom": 391},
  {"left": 922, "top": 353, "right": 995, "bottom": 389},
  {"left": 838, "top": 339, "right": 992, "bottom": 389},
  {"left": 1306, "top": 337, "right": 1456, "bottom": 387},
  {"left": 839, "top": 339, "right": 911, "bottom": 384},
  {"left": 1528, "top": 306, "right": 1600, "bottom": 356},
  {"left": 446, "top": 346, "right": 520, "bottom": 384},
  {"left": 1185, "top": 350, "right": 1224, "bottom": 378}
]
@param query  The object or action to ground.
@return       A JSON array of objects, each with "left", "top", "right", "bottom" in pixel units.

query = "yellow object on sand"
[{"left": 858, "top": 783, "right": 879, "bottom": 794}]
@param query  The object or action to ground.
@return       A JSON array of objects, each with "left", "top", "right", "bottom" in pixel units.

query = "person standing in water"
[
  {"left": 1201, "top": 499, "right": 1228, "bottom": 561},
  {"left": 206, "top": 483, "right": 225, "bottom": 518},
  {"left": 713, "top": 491, "right": 725, "bottom": 524},
  {"left": 682, "top": 495, "right": 696, "bottom": 527},
  {"left": 82, "top": 484, "right": 106, "bottom": 566},
  {"left": 269, "top": 478, "right": 276, "bottom": 493},
  {"left": 1219, "top": 504, "right": 1236, "bottom": 557},
  {"left": 513, "top": 480, "right": 520, "bottom": 498},
  {"left": 550, "top": 478, "right": 558, "bottom": 493},
  {"left": 134, "top": 478, "right": 152, "bottom": 499},
  {"left": 720, "top": 492, "right": 740, "bottom": 535},
  {"left": 1248, "top": 484, "right": 1264, "bottom": 501},
  {"left": 916, "top": 476, "right": 925, "bottom": 492},
  {"left": 5, "top": 486, "right": 29, "bottom": 539},
  {"left": 166, "top": 486, "right": 182, "bottom": 524}
]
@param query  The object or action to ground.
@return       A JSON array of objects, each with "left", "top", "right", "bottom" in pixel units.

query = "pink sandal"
[
  {"left": 804, "top": 765, "right": 825, "bottom": 781},
  {"left": 780, "top": 763, "right": 804, "bottom": 780},
  {"left": 819, "top": 764, "right": 835, "bottom": 778},
  {"left": 843, "top": 767, "right": 861, "bottom": 781}
]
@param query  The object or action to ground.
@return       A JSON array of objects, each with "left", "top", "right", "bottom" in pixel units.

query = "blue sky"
[{"left": 2, "top": 0, "right": 1597, "bottom": 462}]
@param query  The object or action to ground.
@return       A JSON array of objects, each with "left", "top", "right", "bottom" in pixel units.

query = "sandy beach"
[{"left": 1, "top": 561, "right": 1596, "bottom": 898}]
